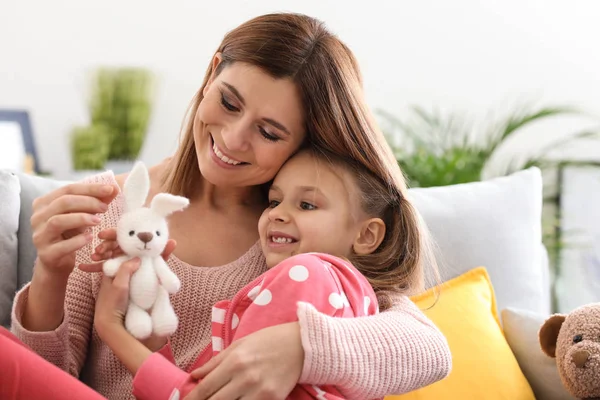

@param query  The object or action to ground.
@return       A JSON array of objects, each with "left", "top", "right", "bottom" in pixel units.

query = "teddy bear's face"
[
  {"left": 116, "top": 208, "right": 169, "bottom": 258},
  {"left": 555, "top": 305, "right": 600, "bottom": 399}
]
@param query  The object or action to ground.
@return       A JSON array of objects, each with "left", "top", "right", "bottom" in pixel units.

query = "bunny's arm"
[
  {"left": 103, "top": 255, "right": 131, "bottom": 278},
  {"left": 152, "top": 258, "right": 181, "bottom": 294}
]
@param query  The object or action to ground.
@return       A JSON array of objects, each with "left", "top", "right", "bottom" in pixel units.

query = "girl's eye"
[
  {"left": 268, "top": 200, "right": 280, "bottom": 208},
  {"left": 300, "top": 202, "right": 316, "bottom": 211},
  {"left": 220, "top": 92, "right": 239, "bottom": 112},
  {"left": 259, "top": 126, "right": 280, "bottom": 142}
]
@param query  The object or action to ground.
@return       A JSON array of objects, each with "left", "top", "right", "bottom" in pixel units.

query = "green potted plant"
[
  {"left": 70, "top": 124, "right": 111, "bottom": 180},
  {"left": 377, "top": 103, "right": 600, "bottom": 311},
  {"left": 89, "top": 67, "right": 154, "bottom": 173}
]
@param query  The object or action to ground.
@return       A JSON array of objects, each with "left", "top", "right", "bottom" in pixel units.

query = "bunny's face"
[{"left": 116, "top": 208, "right": 170, "bottom": 258}]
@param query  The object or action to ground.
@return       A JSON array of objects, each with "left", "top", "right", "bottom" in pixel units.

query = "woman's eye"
[
  {"left": 259, "top": 127, "right": 280, "bottom": 142},
  {"left": 300, "top": 202, "right": 316, "bottom": 210},
  {"left": 220, "top": 92, "right": 239, "bottom": 112},
  {"left": 268, "top": 200, "right": 280, "bottom": 208}
]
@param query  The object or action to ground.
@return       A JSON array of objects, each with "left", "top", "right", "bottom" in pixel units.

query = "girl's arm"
[
  {"left": 93, "top": 257, "right": 196, "bottom": 400},
  {"left": 95, "top": 322, "right": 196, "bottom": 400}
]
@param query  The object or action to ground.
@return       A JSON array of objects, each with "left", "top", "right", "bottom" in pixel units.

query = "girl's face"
[
  {"left": 258, "top": 151, "right": 368, "bottom": 269},
  {"left": 194, "top": 62, "right": 306, "bottom": 188}
]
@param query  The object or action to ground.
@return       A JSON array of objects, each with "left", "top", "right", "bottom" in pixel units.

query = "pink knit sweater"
[{"left": 11, "top": 171, "right": 451, "bottom": 400}]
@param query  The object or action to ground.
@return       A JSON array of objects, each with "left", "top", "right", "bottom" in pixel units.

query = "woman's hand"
[
  {"left": 31, "top": 183, "right": 118, "bottom": 278},
  {"left": 184, "top": 322, "right": 304, "bottom": 400},
  {"left": 78, "top": 228, "right": 176, "bottom": 273}
]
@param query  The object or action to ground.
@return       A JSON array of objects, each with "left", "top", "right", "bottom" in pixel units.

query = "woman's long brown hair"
[{"left": 163, "top": 12, "right": 441, "bottom": 309}]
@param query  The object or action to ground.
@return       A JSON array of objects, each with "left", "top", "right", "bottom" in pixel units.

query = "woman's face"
[{"left": 194, "top": 62, "right": 306, "bottom": 188}]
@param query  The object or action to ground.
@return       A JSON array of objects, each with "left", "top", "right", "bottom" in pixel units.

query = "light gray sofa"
[{"left": 0, "top": 167, "right": 573, "bottom": 399}]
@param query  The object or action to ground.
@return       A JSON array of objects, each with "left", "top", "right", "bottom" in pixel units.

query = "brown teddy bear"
[{"left": 539, "top": 303, "right": 600, "bottom": 400}]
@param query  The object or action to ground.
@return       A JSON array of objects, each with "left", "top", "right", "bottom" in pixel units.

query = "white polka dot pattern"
[
  {"left": 288, "top": 265, "right": 309, "bottom": 282},
  {"left": 247, "top": 285, "right": 261, "bottom": 301},
  {"left": 364, "top": 296, "right": 371, "bottom": 315},
  {"left": 212, "top": 336, "right": 223, "bottom": 352},
  {"left": 328, "top": 293, "right": 345, "bottom": 309},
  {"left": 253, "top": 289, "right": 272, "bottom": 306},
  {"left": 169, "top": 388, "right": 180, "bottom": 400}
]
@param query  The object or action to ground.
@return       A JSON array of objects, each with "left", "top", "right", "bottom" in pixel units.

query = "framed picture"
[
  {"left": 0, "top": 109, "right": 41, "bottom": 174},
  {"left": 554, "top": 162, "right": 600, "bottom": 312}
]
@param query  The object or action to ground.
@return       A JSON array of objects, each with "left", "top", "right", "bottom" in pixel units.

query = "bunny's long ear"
[
  {"left": 151, "top": 193, "right": 190, "bottom": 217},
  {"left": 123, "top": 161, "right": 151, "bottom": 212}
]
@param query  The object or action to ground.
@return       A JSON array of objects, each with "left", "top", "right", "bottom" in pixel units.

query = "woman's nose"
[{"left": 221, "top": 119, "right": 251, "bottom": 152}]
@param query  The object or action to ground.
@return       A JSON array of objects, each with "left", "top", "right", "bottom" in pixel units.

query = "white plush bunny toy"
[{"left": 103, "top": 161, "right": 189, "bottom": 339}]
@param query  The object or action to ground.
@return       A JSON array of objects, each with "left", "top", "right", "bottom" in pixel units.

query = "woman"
[{"left": 9, "top": 12, "right": 451, "bottom": 400}]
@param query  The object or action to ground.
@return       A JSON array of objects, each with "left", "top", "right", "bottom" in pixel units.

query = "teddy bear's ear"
[
  {"left": 539, "top": 314, "right": 566, "bottom": 358},
  {"left": 123, "top": 162, "right": 150, "bottom": 212}
]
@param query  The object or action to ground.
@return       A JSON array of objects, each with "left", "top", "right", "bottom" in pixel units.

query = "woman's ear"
[
  {"left": 353, "top": 218, "right": 386, "bottom": 255},
  {"left": 203, "top": 53, "right": 223, "bottom": 97}
]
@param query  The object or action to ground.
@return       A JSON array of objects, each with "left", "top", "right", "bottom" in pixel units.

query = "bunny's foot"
[
  {"left": 125, "top": 302, "right": 153, "bottom": 340},
  {"left": 151, "top": 286, "right": 178, "bottom": 337}
]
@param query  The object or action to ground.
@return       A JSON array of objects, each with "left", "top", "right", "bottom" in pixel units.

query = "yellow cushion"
[{"left": 386, "top": 267, "right": 534, "bottom": 400}]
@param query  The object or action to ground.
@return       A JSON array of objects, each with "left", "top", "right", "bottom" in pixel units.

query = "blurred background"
[{"left": 1, "top": 0, "right": 600, "bottom": 310}]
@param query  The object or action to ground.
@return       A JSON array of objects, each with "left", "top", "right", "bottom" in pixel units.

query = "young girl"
[{"left": 93, "top": 147, "right": 436, "bottom": 400}]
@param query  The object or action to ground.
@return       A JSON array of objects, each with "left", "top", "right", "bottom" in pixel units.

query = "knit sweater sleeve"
[
  {"left": 297, "top": 293, "right": 452, "bottom": 399},
  {"left": 10, "top": 171, "right": 119, "bottom": 377},
  {"left": 11, "top": 268, "right": 96, "bottom": 376}
]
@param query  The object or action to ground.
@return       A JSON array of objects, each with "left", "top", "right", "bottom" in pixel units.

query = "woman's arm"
[
  {"left": 297, "top": 294, "right": 452, "bottom": 398},
  {"left": 11, "top": 171, "right": 120, "bottom": 375},
  {"left": 11, "top": 266, "right": 97, "bottom": 376}
]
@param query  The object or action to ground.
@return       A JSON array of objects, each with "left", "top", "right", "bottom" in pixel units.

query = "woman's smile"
[{"left": 208, "top": 134, "right": 249, "bottom": 169}]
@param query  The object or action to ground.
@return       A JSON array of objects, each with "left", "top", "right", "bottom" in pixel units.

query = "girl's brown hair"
[
  {"left": 163, "top": 12, "right": 440, "bottom": 309},
  {"left": 307, "top": 148, "right": 437, "bottom": 309}
]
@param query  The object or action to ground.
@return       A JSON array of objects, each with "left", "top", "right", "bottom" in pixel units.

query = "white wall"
[{"left": 2, "top": 0, "right": 600, "bottom": 179}]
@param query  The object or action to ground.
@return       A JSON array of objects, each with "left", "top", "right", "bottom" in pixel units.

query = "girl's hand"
[
  {"left": 93, "top": 257, "right": 167, "bottom": 353},
  {"left": 31, "top": 183, "right": 118, "bottom": 279},
  {"left": 78, "top": 228, "right": 177, "bottom": 273},
  {"left": 94, "top": 257, "right": 140, "bottom": 337},
  {"left": 184, "top": 322, "right": 304, "bottom": 400}
]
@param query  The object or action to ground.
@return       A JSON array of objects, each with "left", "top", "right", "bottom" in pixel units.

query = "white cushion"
[
  {"left": 0, "top": 170, "right": 21, "bottom": 327},
  {"left": 501, "top": 307, "right": 575, "bottom": 400},
  {"left": 408, "top": 167, "right": 548, "bottom": 314}
]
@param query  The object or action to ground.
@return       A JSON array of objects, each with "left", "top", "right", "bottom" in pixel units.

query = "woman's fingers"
[
  {"left": 35, "top": 183, "right": 116, "bottom": 208},
  {"left": 97, "top": 240, "right": 120, "bottom": 253},
  {"left": 31, "top": 183, "right": 116, "bottom": 225},
  {"left": 185, "top": 362, "right": 231, "bottom": 400},
  {"left": 162, "top": 240, "right": 177, "bottom": 261},
  {"left": 98, "top": 228, "right": 117, "bottom": 241},
  {"left": 190, "top": 349, "right": 224, "bottom": 379},
  {"left": 78, "top": 262, "right": 104, "bottom": 273},
  {"left": 48, "top": 213, "right": 101, "bottom": 235},
  {"left": 36, "top": 232, "right": 94, "bottom": 267},
  {"left": 33, "top": 195, "right": 109, "bottom": 228},
  {"left": 32, "top": 214, "right": 97, "bottom": 249}
]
